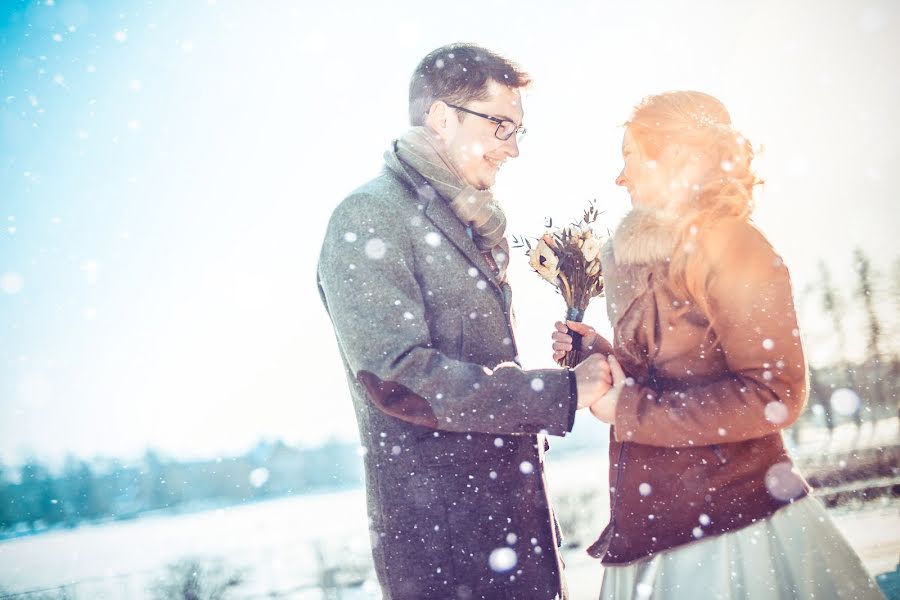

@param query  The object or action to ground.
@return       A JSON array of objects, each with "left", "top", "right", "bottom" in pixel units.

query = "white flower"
[
  {"left": 581, "top": 237, "right": 602, "bottom": 262},
  {"left": 529, "top": 240, "right": 559, "bottom": 283}
]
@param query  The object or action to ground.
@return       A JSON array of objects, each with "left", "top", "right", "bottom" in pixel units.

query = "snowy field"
[
  {"left": 0, "top": 490, "right": 374, "bottom": 599},
  {"left": 1, "top": 425, "right": 897, "bottom": 599}
]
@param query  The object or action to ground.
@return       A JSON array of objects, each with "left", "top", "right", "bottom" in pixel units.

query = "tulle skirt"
[{"left": 599, "top": 496, "right": 885, "bottom": 600}]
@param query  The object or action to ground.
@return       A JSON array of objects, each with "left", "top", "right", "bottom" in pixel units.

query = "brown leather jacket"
[{"left": 588, "top": 208, "right": 810, "bottom": 565}]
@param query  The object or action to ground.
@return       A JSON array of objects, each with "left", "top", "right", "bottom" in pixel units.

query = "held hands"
[
  {"left": 556, "top": 320, "right": 626, "bottom": 424},
  {"left": 573, "top": 354, "right": 612, "bottom": 409},
  {"left": 587, "top": 354, "right": 627, "bottom": 424}
]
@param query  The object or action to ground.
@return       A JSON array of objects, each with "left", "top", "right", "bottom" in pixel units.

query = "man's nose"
[
  {"left": 615, "top": 170, "right": 626, "bottom": 187},
  {"left": 503, "top": 135, "right": 520, "bottom": 158}
]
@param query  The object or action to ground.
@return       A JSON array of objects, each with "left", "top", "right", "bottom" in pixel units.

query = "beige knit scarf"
[{"left": 384, "top": 127, "right": 509, "bottom": 280}]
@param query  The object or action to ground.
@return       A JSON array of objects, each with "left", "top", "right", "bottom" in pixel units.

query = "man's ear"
[{"left": 425, "top": 100, "right": 455, "bottom": 141}]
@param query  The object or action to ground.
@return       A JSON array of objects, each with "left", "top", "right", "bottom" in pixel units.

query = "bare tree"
[
  {"left": 819, "top": 261, "right": 860, "bottom": 427},
  {"left": 854, "top": 249, "right": 888, "bottom": 420},
  {"left": 149, "top": 558, "right": 244, "bottom": 600}
]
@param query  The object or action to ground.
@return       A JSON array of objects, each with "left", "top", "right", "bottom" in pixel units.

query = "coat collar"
[
  {"left": 611, "top": 207, "right": 682, "bottom": 266},
  {"left": 385, "top": 161, "right": 504, "bottom": 290}
]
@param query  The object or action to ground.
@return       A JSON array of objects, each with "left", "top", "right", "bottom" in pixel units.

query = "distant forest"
[{"left": 0, "top": 439, "right": 362, "bottom": 538}]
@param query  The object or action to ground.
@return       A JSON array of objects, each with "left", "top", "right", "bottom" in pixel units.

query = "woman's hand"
[
  {"left": 551, "top": 320, "right": 612, "bottom": 362},
  {"left": 573, "top": 353, "right": 613, "bottom": 409},
  {"left": 589, "top": 355, "right": 627, "bottom": 424}
]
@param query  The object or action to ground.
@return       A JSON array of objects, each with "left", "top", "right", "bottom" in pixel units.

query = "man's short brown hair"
[{"left": 408, "top": 43, "right": 531, "bottom": 126}]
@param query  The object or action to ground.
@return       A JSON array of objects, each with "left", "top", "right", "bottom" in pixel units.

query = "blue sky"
[{"left": 1, "top": 0, "right": 898, "bottom": 467}]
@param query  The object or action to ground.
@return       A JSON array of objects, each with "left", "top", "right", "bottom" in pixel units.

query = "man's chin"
[
  {"left": 479, "top": 172, "right": 498, "bottom": 190},
  {"left": 462, "top": 169, "right": 496, "bottom": 190},
  {"left": 468, "top": 178, "right": 493, "bottom": 191}
]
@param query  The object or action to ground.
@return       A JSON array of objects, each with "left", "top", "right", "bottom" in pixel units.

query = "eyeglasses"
[{"left": 445, "top": 103, "right": 526, "bottom": 142}]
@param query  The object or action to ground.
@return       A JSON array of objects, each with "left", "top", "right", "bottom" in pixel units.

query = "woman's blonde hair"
[{"left": 626, "top": 91, "right": 763, "bottom": 319}]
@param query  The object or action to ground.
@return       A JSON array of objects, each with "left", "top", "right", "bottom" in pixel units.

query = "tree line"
[
  {"left": 799, "top": 250, "right": 899, "bottom": 429},
  {"left": 0, "top": 439, "right": 362, "bottom": 538}
]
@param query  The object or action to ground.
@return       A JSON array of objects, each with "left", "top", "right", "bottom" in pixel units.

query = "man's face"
[{"left": 441, "top": 80, "right": 523, "bottom": 190}]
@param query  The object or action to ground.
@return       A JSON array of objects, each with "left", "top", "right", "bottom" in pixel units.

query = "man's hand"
[
  {"left": 551, "top": 320, "right": 612, "bottom": 363},
  {"left": 589, "top": 355, "right": 627, "bottom": 424},
  {"left": 573, "top": 353, "right": 612, "bottom": 409}
]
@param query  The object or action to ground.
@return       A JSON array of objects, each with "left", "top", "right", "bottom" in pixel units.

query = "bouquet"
[{"left": 513, "top": 202, "right": 606, "bottom": 368}]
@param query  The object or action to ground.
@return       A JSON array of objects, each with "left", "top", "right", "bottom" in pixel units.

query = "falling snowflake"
[
  {"left": 1, "top": 272, "right": 24, "bottom": 294},
  {"left": 764, "top": 401, "right": 788, "bottom": 425},
  {"left": 636, "top": 583, "right": 653, "bottom": 599},
  {"left": 830, "top": 388, "right": 860, "bottom": 416},
  {"left": 365, "top": 238, "right": 386, "bottom": 260},
  {"left": 249, "top": 467, "right": 269, "bottom": 488},
  {"left": 764, "top": 462, "right": 805, "bottom": 501},
  {"left": 488, "top": 547, "right": 517, "bottom": 572}
]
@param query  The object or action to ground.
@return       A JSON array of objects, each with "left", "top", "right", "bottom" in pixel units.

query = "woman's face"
[
  {"left": 616, "top": 129, "right": 663, "bottom": 207},
  {"left": 616, "top": 128, "right": 699, "bottom": 209}
]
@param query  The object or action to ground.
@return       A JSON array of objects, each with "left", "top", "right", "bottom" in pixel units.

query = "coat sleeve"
[
  {"left": 613, "top": 219, "right": 808, "bottom": 447},
  {"left": 318, "top": 193, "right": 577, "bottom": 436}
]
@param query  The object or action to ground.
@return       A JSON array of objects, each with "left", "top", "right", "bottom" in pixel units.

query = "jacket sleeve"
[
  {"left": 318, "top": 193, "right": 577, "bottom": 436},
  {"left": 613, "top": 219, "right": 808, "bottom": 447}
]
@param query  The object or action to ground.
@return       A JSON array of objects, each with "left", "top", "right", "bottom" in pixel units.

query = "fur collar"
[{"left": 611, "top": 207, "right": 682, "bottom": 265}]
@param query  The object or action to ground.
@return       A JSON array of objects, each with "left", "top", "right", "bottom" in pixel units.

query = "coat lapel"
[
  {"left": 424, "top": 193, "right": 504, "bottom": 291},
  {"left": 386, "top": 161, "right": 503, "bottom": 290}
]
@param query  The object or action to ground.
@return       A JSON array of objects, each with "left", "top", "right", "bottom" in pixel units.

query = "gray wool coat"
[{"left": 317, "top": 155, "right": 577, "bottom": 600}]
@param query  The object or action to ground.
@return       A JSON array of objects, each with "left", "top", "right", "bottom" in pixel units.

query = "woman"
[{"left": 552, "top": 91, "right": 884, "bottom": 599}]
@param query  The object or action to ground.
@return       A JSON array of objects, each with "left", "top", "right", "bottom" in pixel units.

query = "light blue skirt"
[{"left": 599, "top": 496, "right": 885, "bottom": 600}]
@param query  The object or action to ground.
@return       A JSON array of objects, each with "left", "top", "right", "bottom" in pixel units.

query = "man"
[{"left": 317, "top": 43, "right": 608, "bottom": 600}]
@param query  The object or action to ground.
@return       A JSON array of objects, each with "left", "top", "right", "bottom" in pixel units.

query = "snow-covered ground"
[
  {"left": 1, "top": 421, "right": 896, "bottom": 599},
  {"left": 0, "top": 490, "right": 373, "bottom": 598}
]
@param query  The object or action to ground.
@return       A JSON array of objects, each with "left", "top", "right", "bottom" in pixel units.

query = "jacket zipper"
[{"left": 711, "top": 444, "right": 727, "bottom": 464}]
